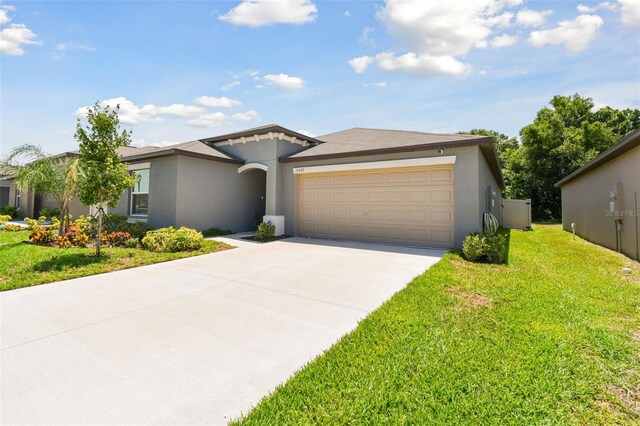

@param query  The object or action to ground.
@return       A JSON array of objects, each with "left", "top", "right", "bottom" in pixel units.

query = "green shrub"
[
  {"left": 119, "top": 221, "right": 152, "bottom": 239},
  {"left": 169, "top": 227, "right": 204, "bottom": 251},
  {"left": 141, "top": 226, "right": 204, "bottom": 252},
  {"left": 0, "top": 215, "right": 11, "bottom": 224},
  {"left": 2, "top": 223, "right": 24, "bottom": 231},
  {"left": 0, "top": 206, "right": 18, "bottom": 219},
  {"left": 256, "top": 222, "right": 276, "bottom": 240},
  {"left": 125, "top": 237, "right": 140, "bottom": 249},
  {"left": 201, "top": 227, "right": 233, "bottom": 237},
  {"left": 462, "top": 232, "right": 507, "bottom": 264},
  {"left": 105, "top": 213, "right": 129, "bottom": 229},
  {"left": 39, "top": 208, "right": 61, "bottom": 221}
]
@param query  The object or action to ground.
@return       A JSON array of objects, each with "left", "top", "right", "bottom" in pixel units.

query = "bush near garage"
[
  {"left": 0, "top": 215, "right": 11, "bottom": 224},
  {"left": 141, "top": 226, "right": 204, "bottom": 252},
  {"left": 256, "top": 222, "right": 276, "bottom": 240},
  {"left": 462, "top": 232, "right": 508, "bottom": 264}
]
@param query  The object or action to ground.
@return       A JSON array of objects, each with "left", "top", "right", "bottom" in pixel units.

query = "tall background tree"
[
  {"left": 75, "top": 103, "right": 136, "bottom": 256},
  {"left": 462, "top": 94, "right": 640, "bottom": 221},
  {"left": 0, "top": 144, "right": 78, "bottom": 235}
]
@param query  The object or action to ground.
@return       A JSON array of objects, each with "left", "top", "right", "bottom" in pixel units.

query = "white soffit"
[
  {"left": 292, "top": 155, "right": 456, "bottom": 174},
  {"left": 216, "top": 132, "right": 310, "bottom": 147},
  {"left": 238, "top": 163, "right": 269, "bottom": 174}
]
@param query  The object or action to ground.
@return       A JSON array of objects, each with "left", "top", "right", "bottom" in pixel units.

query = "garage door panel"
[{"left": 298, "top": 165, "right": 454, "bottom": 248}]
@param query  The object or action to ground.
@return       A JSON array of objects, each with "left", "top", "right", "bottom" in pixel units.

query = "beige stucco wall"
[
  {"left": 561, "top": 146, "right": 640, "bottom": 260},
  {"left": 281, "top": 145, "right": 500, "bottom": 247}
]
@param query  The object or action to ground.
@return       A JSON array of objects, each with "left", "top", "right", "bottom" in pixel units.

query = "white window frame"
[{"left": 129, "top": 168, "right": 150, "bottom": 217}]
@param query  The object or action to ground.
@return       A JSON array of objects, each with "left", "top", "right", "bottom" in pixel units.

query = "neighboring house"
[
  {"left": 106, "top": 125, "right": 504, "bottom": 248},
  {"left": 556, "top": 129, "right": 640, "bottom": 260}
]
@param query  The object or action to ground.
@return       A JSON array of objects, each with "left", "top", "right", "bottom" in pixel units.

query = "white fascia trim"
[
  {"left": 215, "top": 132, "right": 309, "bottom": 147},
  {"left": 293, "top": 155, "right": 456, "bottom": 174},
  {"left": 238, "top": 163, "right": 268, "bottom": 174},
  {"left": 128, "top": 162, "right": 151, "bottom": 171}
]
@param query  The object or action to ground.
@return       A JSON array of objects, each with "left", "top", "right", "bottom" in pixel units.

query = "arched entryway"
[{"left": 238, "top": 163, "right": 267, "bottom": 228}]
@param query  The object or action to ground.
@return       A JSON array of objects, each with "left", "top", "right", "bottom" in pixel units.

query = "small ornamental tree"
[
  {"left": 75, "top": 102, "right": 136, "bottom": 256},
  {"left": 0, "top": 144, "right": 78, "bottom": 236}
]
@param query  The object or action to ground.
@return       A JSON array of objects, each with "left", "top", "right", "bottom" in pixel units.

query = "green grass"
[
  {"left": 0, "top": 230, "right": 232, "bottom": 291},
  {"left": 233, "top": 225, "right": 640, "bottom": 425}
]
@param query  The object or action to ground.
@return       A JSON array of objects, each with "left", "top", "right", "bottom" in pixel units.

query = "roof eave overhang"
[{"left": 121, "top": 149, "right": 243, "bottom": 165}]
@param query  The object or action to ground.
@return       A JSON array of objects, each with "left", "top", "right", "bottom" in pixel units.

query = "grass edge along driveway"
[
  {"left": 0, "top": 231, "right": 232, "bottom": 291},
  {"left": 233, "top": 225, "right": 640, "bottom": 425}
]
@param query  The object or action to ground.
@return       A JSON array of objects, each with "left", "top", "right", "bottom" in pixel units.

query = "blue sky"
[{"left": 1, "top": 0, "right": 639, "bottom": 155}]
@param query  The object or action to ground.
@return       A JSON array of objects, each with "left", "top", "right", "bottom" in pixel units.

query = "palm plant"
[{"left": 0, "top": 144, "right": 79, "bottom": 236}]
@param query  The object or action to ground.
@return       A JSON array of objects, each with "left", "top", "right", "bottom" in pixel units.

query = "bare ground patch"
[
  {"left": 607, "top": 384, "right": 640, "bottom": 414},
  {"left": 446, "top": 287, "right": 493, "bottom": 309}
]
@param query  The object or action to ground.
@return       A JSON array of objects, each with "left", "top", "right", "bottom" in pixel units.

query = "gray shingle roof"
[
  {"left": 119, "top": 141, "right": 241, "bottom": 164},
  {"left": 283, "top": 128, "right": 491, "bottom": 159}
]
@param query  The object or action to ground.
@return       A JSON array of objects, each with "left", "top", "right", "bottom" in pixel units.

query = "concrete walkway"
[{"left": 1, "top": 236, "right": 443, "bottom": 425}]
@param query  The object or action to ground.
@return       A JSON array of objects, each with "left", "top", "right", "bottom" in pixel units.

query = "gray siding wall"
[
  {"left": 174, "top": 156, "right": 265, "bottom": 232},
  {"left": 281, "top": 145, "right": 489, "bottom": 247},
  {"left": 477, "top": 148, "right": 503, "bottom": 226},
  {"left": 561, "top": 146, "right": 640, "bottom": 260},
  {"left": 111, "top": 157, "right": 178, "bottom": 227}
]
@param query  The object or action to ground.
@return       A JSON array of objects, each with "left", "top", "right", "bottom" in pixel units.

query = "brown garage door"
[{"left": 297, "top": 165, "right": 454, "bottom": 248}]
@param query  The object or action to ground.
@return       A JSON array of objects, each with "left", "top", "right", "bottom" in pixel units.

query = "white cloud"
[
  {"left": 620, "top": 0, "right": 640, "bottom": 27},
  {"left": 296, "top": 129, "right": 315, "bottom": 136},
  {"left": 364, "top": 81, "right": 387, "bottom": 88},
  {"left": 0, "top": 23, "right": 40, "bottom": 56},
  {"left": 186, "top": 112, "right": 227, "bottom": 128},
  {"left": 578, "top": 2, "right": 619, "bottom": 13},
  {"left": 373, "top": 51, "right": 472, "bottom": 77},
  {"left": 490, "top": 34, "right": 518, "bottom": 48},
  {"left": 221, "top": 81, "right": 241, "bottom": 91},
  {"left": 0, "top": 9, "right": 10, "bottom": 25},
  {"left": 344, "top": 10, "right": 352, "bottom": 18},
  {"left": 515, "top": 8, "right": 553, "bottom": 27},
  {"left": 348, "top": 55, "right": 374, "bottom": 73},
  {"left": 263, "top": 73, "right": 305, "bottom": 89},
  {"left": 55, "top": 42, "right": 95, "bottom": 52},
  {"left": 51, "top": 42, "right": 96, "bottom": 59},
  {"left": 76, "top": 97, "right": 205, "bottom": 125},
  {"left": 359, "top": 26, "right": 376, "bottom": 46},
  {"left": 155, "top": 104, "right": 204, "bottom": 117},
  {"left": 193, "top": 96, "right": 241, "bottom": 108},
  {"left": 219, "top": 0, "right": 317, "bottom": 27},
  {"left": 232, "top": 110, "right": 260, "bottom": 122},
  {"left": 132, "top": 139, "right": 178, "bottom": 148},
  {"left": 349, "top": 0, "right": 527, "bottom": 78},
  {"left": 528, "top": 14, "right": 604, "bottom": 52}
]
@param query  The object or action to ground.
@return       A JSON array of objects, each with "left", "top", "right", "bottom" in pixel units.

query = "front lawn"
[
  {"left": 0, "top": 230, "right": 231, "bottom": 291},
  {"left": 233, "top": 225, "right": 640, "bottom": 425}
]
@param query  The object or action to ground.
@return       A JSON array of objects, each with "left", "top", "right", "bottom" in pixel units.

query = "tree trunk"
[
  {"left": 58, "top": 206, "right": 65, "bottom": 236},
  {"left": 65, "top": 207, "right": 71, "bottom": 233},
  {"left": 96, "top": 207, "right": 102, "bottom": 257}
]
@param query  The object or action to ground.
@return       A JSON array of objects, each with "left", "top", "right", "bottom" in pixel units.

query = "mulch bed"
[{"left": 241, "top": 235, "right": 291, "bottom": 243}]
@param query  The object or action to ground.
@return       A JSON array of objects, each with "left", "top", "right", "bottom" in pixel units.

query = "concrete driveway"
[{"left": 1, "top": 236, "right": 443, "bottom": 425}]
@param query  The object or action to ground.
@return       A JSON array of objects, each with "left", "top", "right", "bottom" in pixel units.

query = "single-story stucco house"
[
  {"left": 3, "top": 125, "right": 505, "bottom": 248},
  {"left": 556, "top": 129, "right": 639, "bottom": 260}
]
